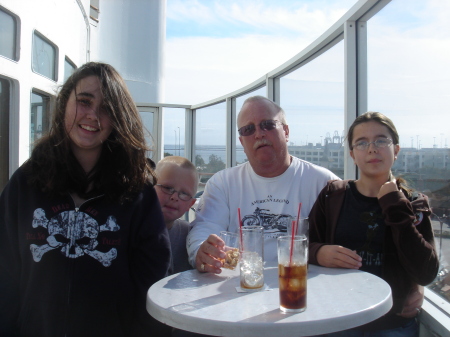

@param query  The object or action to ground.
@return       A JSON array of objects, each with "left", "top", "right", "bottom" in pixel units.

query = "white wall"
[
  {"left": 0, "top": 0, "right": 165, "bottom": 172},
  {"left": 92, "top": 0, "right": 166, "bottom": 103}
]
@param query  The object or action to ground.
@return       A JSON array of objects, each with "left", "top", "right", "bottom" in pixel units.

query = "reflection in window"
[
  {"left": 367, "top": 0, "right": 450, "bottom": 302},
  {"left": 235, "top": 87, "right": 266, "bottom": 166},
  {"left": 0, "top": 7, "right": 17, "bottom": 60},
  {"left": 30, "top": 92, "right": 50, "bottom": 154},
  {"left": 32, "top": 32, "right": 57, "bottom": 80},
  {"left": 64, "top": 57, "right": 76, "bottom": 83},
  {"left": 195, "top": 102, "right": 226, "bottom": 190},
  {"left": 280, "top": 41, "right": 345, "bottom": 178},
  {"left": 0, "top": 78, "right": 10, "bottom": 191}
]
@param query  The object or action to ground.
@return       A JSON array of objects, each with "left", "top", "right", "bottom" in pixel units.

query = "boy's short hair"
[{"left": 155, "top": 156, "right": 199, "bottom": 190}]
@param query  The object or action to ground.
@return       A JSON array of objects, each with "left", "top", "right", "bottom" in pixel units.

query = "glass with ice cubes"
[{"left": 239, "top": 226, "right": 264, "bottom": 291}]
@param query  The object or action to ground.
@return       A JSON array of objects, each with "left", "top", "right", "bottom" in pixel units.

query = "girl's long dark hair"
[
  {"left": 23, "top": 62, "right": 156, "bottom": 203},
  {"left": 347, "top": 111, "right": 412, "bottom": 196}
]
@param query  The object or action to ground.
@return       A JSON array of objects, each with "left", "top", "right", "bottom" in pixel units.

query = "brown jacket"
[{"left": 309, "top": 180, "right": 439, "bottom": 323}]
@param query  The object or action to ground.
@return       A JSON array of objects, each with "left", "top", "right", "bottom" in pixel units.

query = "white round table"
[{"left": 147, "top": 264, "right": 392, "bottom": 336}]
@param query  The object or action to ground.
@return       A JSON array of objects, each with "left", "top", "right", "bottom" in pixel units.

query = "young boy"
[{"left": 155, "top": 156, "right": 198, "bottom": 275}]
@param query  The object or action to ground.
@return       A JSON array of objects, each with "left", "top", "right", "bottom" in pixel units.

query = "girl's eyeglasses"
[{"left": 352, "top": 138, "right": 393, "bottom": 151}]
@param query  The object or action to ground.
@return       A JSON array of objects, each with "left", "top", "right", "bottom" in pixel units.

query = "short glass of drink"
[
  {"left": 219, "top": 231, "right": 240, "bottom": 270},
  {"left": 277, "top": 235, "right": 308, "bottom": 313}
]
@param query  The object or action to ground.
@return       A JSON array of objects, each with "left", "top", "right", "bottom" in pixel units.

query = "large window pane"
[
  {"left": 163, "top": 108, "right": 186, "bottom": 158},
  {"left": 367, "top": 0, "right": 450, "bottom": 301},
  {"left": 0, "top": 78, "right": 10, "bottom": 191},
  {"left": 32, "top": 32, "right": 57, "bottom": 80},
  {"left": 195, "top": 102, "right": 226, "bottom": 191},
  {"left": 0, "top": 7, "right": 17, "bottom": 60},
  {"left": 235, "top": 87, "right": 266, "bottom": 166},
  {"left": 30, "top": 92, "right": 50, "bottom": 154},
  {"left": 280, "top": 41, "right": 344, "bottom": 178}
]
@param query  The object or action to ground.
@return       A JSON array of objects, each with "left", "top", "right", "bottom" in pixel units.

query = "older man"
[{"left": 187, "top": 96, "right": 339, "bottom": 273}]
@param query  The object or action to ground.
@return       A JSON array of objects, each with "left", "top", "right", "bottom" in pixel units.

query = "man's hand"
[
  {"left": 397, "top": 284, "right": 424, "bottom": 318},
  {"left": 195, "top": 234, "right": 226, "bottom": 274},
  {"left": 316, "top": 245, "right": 362, "bottom": 269}
]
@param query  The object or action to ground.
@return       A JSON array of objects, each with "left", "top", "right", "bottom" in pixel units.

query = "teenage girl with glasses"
[{"left": 308, "top": 112, "right": 439, "bottom": 337}]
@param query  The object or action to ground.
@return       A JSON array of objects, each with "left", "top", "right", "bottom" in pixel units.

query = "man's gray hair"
[{"left": 237, "top": 95, "right": 287, "bottom": 127}]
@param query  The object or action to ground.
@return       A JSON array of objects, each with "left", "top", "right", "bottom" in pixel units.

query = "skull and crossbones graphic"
[{"left": 30, "top": 208, "right": 120, "bottom": 267}]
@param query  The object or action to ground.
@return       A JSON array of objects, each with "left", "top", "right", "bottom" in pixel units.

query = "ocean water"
[{"left": 164, "top": 144, "right": 247, "bottom": 164}]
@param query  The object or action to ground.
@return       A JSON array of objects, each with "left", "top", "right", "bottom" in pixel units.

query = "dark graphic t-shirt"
[{"left": 335, "top": 181, "right": 385, "bottom": 277}]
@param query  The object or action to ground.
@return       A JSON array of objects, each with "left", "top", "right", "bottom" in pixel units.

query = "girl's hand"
[
  {"left": 377, "top": 179, "right": 398, "bottom": 199},
  {"left": 317, "top": 245, "right": 362, "bottom": 269}
]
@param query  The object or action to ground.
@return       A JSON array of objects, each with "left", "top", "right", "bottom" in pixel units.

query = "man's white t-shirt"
[{"left": 187, "top": 157, "right": 339, "bottom": 265}]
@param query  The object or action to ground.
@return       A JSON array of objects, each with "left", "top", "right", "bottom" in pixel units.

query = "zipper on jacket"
[{"left": 63, "top": 193, "right": 104, "bottom": 336}]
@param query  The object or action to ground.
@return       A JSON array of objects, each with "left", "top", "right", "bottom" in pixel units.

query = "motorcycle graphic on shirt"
[
  {"left": 29, "top": 208, "right": 120, "bottom": 267},
  {"left": 242, "top": 207, "right": 293, "bottom": 232}
]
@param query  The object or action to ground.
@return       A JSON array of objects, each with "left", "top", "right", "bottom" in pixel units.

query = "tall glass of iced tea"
[{"left": 277, "top": 235, "right": 308, "bottom": 313}]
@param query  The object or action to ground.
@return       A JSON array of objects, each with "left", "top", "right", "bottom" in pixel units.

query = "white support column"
[
  {"left": 344, "top": 20, "right": 362, "bottom": 180},
  {"left": 226, "top": 97, "right": 237, "bottom": 167},
  {"left": 155, "top": 107, "right": 163, "bottom": 162},
  {"left": 190, "top": 109, "right": 197, "bottom": 165},
  {"left": 266, "top": 76, "right": 280, "bottom": 105},
  {"left": 185, "top": 108, "right": 194, "bottom": 163},
  {"left": 357, "top": 20, "right": 368, "bottom": 116}
]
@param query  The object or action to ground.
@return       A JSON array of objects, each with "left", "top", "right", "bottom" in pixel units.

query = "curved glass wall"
[
  {"left": 195, "top": 102, "right": 226, "bottom": 190},
  {"left": 163, "top": 107, "right": 186, "bottom": 158},
  {"left": 367, "top": 0, "right": 450, "bottom": 304},
  {"left": 280, "top": 41, "right": 345, "bottom": 178}
]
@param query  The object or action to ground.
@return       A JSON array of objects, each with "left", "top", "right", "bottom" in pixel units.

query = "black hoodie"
[{"left": 0, "top": 167, "right": 171, "bottom": 337}]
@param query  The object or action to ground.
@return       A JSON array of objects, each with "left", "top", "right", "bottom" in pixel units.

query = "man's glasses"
[
  {"left": 156, "top": 184, "right": 193, "bottom": 201},
  {"left": 238, "top": 120, "right": 283, "bottom": 137},
  {"left": 352, "top": 138, "right": 393, "bottom": 151}
]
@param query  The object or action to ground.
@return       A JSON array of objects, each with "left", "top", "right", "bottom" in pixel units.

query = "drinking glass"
[
  {"left": 219, "top": 231, "right": 240, "bottom": 270},
  {"left": 239, "top": 226, "right": 264, "bottom": 291},
  {"left": 277, "top": 235, "right": 308, "bottom": 313}
]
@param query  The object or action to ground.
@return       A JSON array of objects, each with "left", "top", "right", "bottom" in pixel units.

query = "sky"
[{"left": 164, "top": 0, "right": 450, "bottom": 148}]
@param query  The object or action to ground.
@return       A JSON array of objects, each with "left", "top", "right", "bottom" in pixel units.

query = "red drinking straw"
[{"left": 238, "top": 208, "right": 244, "bottom": 252}]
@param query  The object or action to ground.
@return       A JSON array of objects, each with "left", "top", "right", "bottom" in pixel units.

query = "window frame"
[{"left": 31, "top": 30, "right": 59, "bottom": 81}]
